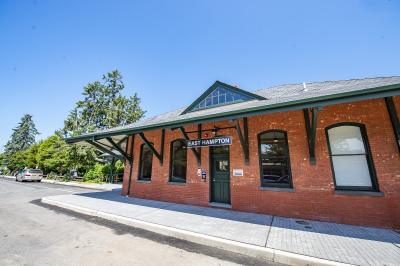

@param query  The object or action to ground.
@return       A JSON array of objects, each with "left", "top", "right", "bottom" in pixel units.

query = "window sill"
[
  {"left": 167, "top": 181, "right": 186, "bottom": 186},
  {"left": 137, "top": 180, "right": 151, "bottom": 184},
  {"left": 209, "top": 202, "right": 232, "bottom": 209},
  {"left": 259, "top": 186, "right": 295, "bottom": 192},
  {"left": 334, "top": 190, "right": 384, "bottom": 197}
]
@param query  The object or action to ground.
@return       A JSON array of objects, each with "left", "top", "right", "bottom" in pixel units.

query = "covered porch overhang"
[{"left": 67, "top": 134, "right": 130, "bottom": 161}]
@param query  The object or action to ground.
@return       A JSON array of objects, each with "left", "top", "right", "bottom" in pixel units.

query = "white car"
[{"left": 16, "top": 169, "right": 43, "bottom": 182}]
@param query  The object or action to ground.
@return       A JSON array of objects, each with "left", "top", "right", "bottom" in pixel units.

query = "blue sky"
[{"left": 1, "top": 0, "right": 399, "bottom": 150}]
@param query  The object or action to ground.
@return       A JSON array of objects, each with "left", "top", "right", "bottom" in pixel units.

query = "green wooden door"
[{"left": 210, "top": 146, "right": 230, "bottom": 204}]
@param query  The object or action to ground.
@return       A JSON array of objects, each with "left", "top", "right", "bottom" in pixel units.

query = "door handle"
[{"left": 212, "top": 178, "right": 216, "bottom": 181}]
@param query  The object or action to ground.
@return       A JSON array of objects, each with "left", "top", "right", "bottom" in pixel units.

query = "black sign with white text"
[{"left": 187, "top": 136, "right": 232, "bottom": 148}]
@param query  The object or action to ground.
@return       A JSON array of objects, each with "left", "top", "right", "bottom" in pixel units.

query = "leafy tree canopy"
[
  {"left": 63, "top": 70, "right": 145, "bottom": 137},
  {"left": 3, "top": 70, "right": 145, "bottom": 180},
  {"left": 4, "top": 114, "right": 39, "bottom": 156}
]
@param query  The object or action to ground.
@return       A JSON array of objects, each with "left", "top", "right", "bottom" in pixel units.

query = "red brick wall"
[{"left": 122, "top": 97, "right": 400, "bottom": 229}]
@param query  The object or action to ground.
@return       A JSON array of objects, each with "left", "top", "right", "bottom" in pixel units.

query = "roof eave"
[{"left": 65, "top": 83, "right": 400, "bottom": 144}]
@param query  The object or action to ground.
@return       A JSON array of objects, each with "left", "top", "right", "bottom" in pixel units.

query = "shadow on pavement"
[{"left": 75, "top": 189, "right": 400, "bottom": 244}]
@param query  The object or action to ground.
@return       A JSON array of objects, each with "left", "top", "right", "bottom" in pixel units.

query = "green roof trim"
[
  {"left": 65, "top": 82, "right": 400, "bottom": 144},
  {"left": 181, "top": 81, "right": 266, "bottom": 114}
]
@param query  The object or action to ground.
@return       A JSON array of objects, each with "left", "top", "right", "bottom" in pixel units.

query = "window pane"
[
  {"left": 259, "top": 131, "right": 291, "bottom": 187},
  {"left": 261, "top": 143, "right": 285, "bottom": 157},
  {"left": 212, "top": 95, "right": 218, "bottom": 105},
  {"left": 171, "top": 141, "right": 187, "bottom": 181},
  {"left": 332, "top": 155, "right": 372, "bottom": 187},
  {"left": 190, "top": 86, "right": 252, "bottom": 111},
  {"left": 218, "top": 94, "right": 225, "bottom": 104},
  {"left": 216, "top": 160, "right": 229, "bottom": 172},
  {"left": 328, "top": 126, "right": 365, "bottom": 155},
  {"left": 205, "top": 97, "right": 212, "bottom": 107},
  {"left": 226, "top": 92, "right": 234, "bottom": 102},
  {"left": 211, "top": 145, "right": 229, "bottom": 154},
  {"left": 140, "top": 146, "right": 152, "bottom": 179},
  {"left": 198, "top": 100, "right": 205, "bottom": 108},
  {"left": 261, "top": 159, "right": 290, "bottom": 185}
]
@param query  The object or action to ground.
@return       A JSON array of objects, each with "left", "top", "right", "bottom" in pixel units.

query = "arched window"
[
  {"left": 258, "top": 130, "right": 292, "bottom": 188},
  {"left": 138, "top": 143, "right": 153, "bottom": 181},
  {"left": 326, "top": 123, "right": 378, "bottom": 191},
  {"left": 169, "top": 139, "right": 187, "bottom": 183}
]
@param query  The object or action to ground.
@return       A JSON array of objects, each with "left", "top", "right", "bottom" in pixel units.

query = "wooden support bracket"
[
  {"left": 234, "top": 117, "right": 249, "bottom": 164},
  {"left": 86, "top": 140, "right": 125, "bottom": 161},
  {"left": 106, "top": 137, "right": 131, "bottom": 161},
  {"left": 303, "top": 108, "right": 319, "bottom": 165},
  {"left": 385, "top": 97, "right": 400, "bottom": 152},
  {"left": 138, "top": 130, "right": 164, "bottom": 165},
  {"left": 178, "top": 126, "right": 201, "bottom": 166}
]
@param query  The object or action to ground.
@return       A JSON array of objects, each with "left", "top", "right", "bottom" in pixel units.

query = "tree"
[
  {"left": 4, "top": 114, "right": 39, "bottom": 156},
  {"left": 62, "top": 70, "right": 145, "bottom": 178},
  {"left": 7, "top": 151, "right": 28, "bottom": 172},
  {"left": 63, "top": 70, "right": 145, "bottom": 136},
  {"left": 36, "top": 135, "right": 69, "bottom": 174},
  {"left": 25, "top": 142, "right": 41, "bottom": 168}
]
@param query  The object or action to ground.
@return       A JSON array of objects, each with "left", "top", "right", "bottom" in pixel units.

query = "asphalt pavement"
[{"left": 0, "top": 178, "right": 279, "bottom": 266}]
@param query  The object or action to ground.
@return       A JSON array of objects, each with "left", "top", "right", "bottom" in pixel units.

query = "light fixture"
[
  {"left": 273, "top": 132, "right": 279, "bottom": 143},
  {"left": 211, "top": 126, "right": 219, "bottom": 135}
]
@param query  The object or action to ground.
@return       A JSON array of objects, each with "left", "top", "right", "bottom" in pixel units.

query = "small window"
[
  {"left": 169, "top": 140, "right": 187, "bottom": 182},
  {"left": 216, "top": 160, "right": 229, "bottom": 172},
  {"left": 258, "top": 131, "right": 292, "bottom": 188},
  {"left": 138, "top": 144, "right": 153, "bottom": 181},
  {"left": 192, "top": 86, "right": 252, "bottom": 111},
  {"left": 326, "top": 124, "right": 378, "bottom": 191}
]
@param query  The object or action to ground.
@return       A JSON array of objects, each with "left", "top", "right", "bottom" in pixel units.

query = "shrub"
[
  {"left": 83, "top": 163, "right": 106, "bottom": 183},
  {"left": 46, "top": 172, "right": 64, "bottom": 180}
]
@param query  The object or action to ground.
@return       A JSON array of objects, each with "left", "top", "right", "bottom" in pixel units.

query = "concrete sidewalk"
[
  {"left": 1, "top": 175, "right": 121, "bottom": 191},
  {"left": 42, "top": 190, "right": 400, "bottom": 266}
]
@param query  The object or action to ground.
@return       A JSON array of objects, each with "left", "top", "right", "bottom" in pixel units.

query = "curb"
[
  {"left": 40, "top": 179, "right": 117, "bottom": 191},
  {"left": 41, "top": 196, "right": 353, "bottom": 266},
  {"left": 1, "top": 175, "right": 15, "bottom": 180},
  {"left": 0, "top": 176, "right": 118, "bottom": 191}
]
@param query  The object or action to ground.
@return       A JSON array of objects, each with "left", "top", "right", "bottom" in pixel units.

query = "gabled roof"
[
  {"left": 66, "top": 76, "right": 400, "bottom": 144},
  {"left": 181, "top": 81, "right": 266, "bottom": 114}
]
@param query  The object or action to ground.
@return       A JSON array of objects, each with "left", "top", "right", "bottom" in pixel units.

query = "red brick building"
[{"left": 67, "top": 77, "right": 400, "bottom": 229}]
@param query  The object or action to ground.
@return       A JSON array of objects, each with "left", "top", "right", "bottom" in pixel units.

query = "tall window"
[
  {"left": 138, "top": 144, "right": 153, "bottom": 181},
  {"left": 258, "top": 130, "right": 292, "bottom": 188},
  {"left": 326, "top": 123, "right": 378, "bottom": 191},
  {"left": 170, "top": 140, "right": 187, "bottom": 183}
]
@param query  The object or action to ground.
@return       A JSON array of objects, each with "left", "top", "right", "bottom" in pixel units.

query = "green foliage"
[
  {"left": 65, "top": 144, "right": 97, "bottom": 175},
  {"left": 115, "top": 160, "right": 125, "bottom": 174},
  {"left": 3, "top": 70, "right": 143, "bottom": 182},
  {"left": 7, "top": 151, "right": 28, "bottom": 172},
  {"left": 46, "top": 172, "right": 60, "bottom": 180},
  {"left": 4, "top": 114, "right": 39, "bottom": 156},
  {"left": 36, "top": 135, "right": 69, "bottom": 175},
  {"left": 83, "top": 163, "right": 106, "bottom": 183},
  {"left": 0, "top": 153, "right": 6, "bottom": 167},
  {"left": 25, "top": 142, "right": 40, "bottom": 169},
  {"left": 63, "top": 70, "right": 145, "bottom": 137},
  {"left": 83, "top": 160, "right": 125, "bottom": 183},
  {"left": 4, "top": 134, "right": 98, "bottom": 175}
]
